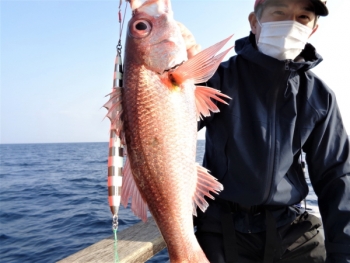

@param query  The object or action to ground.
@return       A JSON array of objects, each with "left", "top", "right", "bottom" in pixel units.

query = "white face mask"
[{"left": 256, "top": 20, "right": 313, "bottom": 61}]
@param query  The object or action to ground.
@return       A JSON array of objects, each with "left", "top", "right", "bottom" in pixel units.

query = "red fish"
[{"left": 105, "top": 0, "right": 232, "bottom": 261}]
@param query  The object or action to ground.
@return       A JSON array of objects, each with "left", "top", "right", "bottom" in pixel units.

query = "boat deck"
[{"left": 58, "top": 205, "right": 323, "bottom": 263}]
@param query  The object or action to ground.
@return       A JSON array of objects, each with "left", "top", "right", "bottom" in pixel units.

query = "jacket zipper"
[{"left": 263, "top": 60, "right": 291, "bottom": 204}]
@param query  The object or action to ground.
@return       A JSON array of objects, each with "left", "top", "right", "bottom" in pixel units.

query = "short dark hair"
[
  {"left": 254, "top": 1, "right": 267, "bottom": 19},
  {"left": 254, "top": 1, "right": 319, "bottom": 28}
]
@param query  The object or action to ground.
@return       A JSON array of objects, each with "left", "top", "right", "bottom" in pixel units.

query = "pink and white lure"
[
  {"left": 105, "top": 52, "right": 124, "bottom": 228},
  {"left": 102, "top": 2, "right": 128, "bottom": 262}
]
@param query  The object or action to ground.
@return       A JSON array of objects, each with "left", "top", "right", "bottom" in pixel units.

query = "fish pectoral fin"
[
  {"left": 195, "top": 86, "right": 231, "bottom": 120},
  {"left": 192, "top": 164, "right": 223, "bottom": 216},
  {"left": 104, "top": 87, "right": 124, "bottom": 137},
  {"left": 121, "top": 157, "right": 149, "bottom": 222},
  {"left": 169, "top": 35, "right": 233, "bottom": 85}
]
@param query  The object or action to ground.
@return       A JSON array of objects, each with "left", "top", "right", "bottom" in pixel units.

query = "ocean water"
[{"left": 0, "top": 141, "right": 318, "bottom": 263}]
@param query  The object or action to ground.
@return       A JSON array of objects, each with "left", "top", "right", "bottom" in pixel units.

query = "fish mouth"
[
  {"left": 163, "top": 61, "right": 184, "bottom": 73},
  {"left": 155, "top": 62, "right": 183, "bottom": 75}
]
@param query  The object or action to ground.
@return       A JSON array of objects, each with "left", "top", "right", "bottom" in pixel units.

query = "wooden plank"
[
  {"left": 57, "top": 207, "right": 324, "bottom": 263},
  {"left": 57, "top": 217, "right": 166, "bottom": 263}
]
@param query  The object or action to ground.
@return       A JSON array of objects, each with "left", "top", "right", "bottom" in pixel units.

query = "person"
[{"left": 180, "top": 0, "right": 350, "bottom": 262}]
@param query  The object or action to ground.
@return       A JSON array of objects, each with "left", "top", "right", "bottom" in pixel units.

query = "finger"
[
  {"left": 177, "top": 22, "right": 201, "bottom": 58},
  {"left": 177, "top": 22, "right": 199, "bottom": 51},
  {"left": 187, "top": 44, "right": 202, "bottom": 59}
]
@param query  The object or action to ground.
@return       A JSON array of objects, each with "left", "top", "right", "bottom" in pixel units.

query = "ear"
[
  {"left": 309, "top": 23, "right": 319, "bottom": 38},
  {"left": 249, "top": 12, "right": 258, "bottom": 34}
]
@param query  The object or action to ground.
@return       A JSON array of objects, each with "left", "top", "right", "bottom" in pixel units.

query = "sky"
[{"left": 1, "top": 0, "right": 349, "bottom": 144}]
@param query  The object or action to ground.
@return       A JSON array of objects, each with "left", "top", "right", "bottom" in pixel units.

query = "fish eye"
[
  {"left": 136, "top": 22, "right": 148, "bottom": 30},
  {"left": 129, "top": 19, "right": 152, "bottom": 38}
]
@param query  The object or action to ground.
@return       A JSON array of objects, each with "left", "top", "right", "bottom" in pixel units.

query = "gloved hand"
[{"left": 177, "top": 22, "right": 201, "bottom": 59}]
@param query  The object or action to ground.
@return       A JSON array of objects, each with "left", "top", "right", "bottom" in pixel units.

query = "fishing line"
[
  {"left": 116, "top": 0, "right": 128, "bottom": 58},
  {"left": 119, "top": 0, "right": 128, "bottom": 41},
  {"left": 113, "top": 214, "right": 120, "bottom": 263}
]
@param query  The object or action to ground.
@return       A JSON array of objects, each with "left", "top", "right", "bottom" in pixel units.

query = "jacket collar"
[{"left": 234, "top": 32, "right": 323, "bottom": 72}]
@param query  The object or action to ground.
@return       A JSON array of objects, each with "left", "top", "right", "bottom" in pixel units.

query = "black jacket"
[{"left": 198, "top": 33, "right": 350, "bottom": 260}]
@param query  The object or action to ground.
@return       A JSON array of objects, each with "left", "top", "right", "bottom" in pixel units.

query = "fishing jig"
[{"left": 106, "top": 1, "right": 128, "bottom": 262}]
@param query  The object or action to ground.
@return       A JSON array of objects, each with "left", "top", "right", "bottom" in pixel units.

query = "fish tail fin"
[
  {"left": 121, "top": 157, "right": 149, "bottom": 222},
  {"left": 169, "top": 35, "right": 233, "bottom": 85},
  {"left": 193, "top": 164, "right": 223, "bottom": 215},
  {"left": 195, "top": 86, "right": 231, "bottom": 120}
]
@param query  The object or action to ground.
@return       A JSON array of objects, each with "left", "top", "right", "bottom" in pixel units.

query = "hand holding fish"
[{"left": 177, "top": 22, "right": 201, "bottom": 59}]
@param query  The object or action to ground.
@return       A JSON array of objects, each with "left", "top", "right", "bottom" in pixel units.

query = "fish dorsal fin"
[
  {"left": 192, "top": 164, "right": 223, "bottom": 216},
  {"left": 104, "top": 88, "right": 124, "bottom": 136},
  {"left": 195, "top": 86, "right": 231, "bottom": 120},
  {"left": 121, "top": 156, "right": 149, "bottom": 222},
  {"left": 169, "top": 35, "right": 233, "bottom": 85}
]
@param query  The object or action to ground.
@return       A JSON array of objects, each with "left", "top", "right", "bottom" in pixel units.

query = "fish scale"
[{"left": 123, "top": 68, "right": 200, "bottom": 260}]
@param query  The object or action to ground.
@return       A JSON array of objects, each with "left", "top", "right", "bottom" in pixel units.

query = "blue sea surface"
[
  {"left": 0, "top": 142, "right": 208, "bottom": 263},
  {"left": 0, "top": 143, "right": 138, "bottom": 263},
  {"left": 0, "top": 141, "right": 317, "bottom": 263}
]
